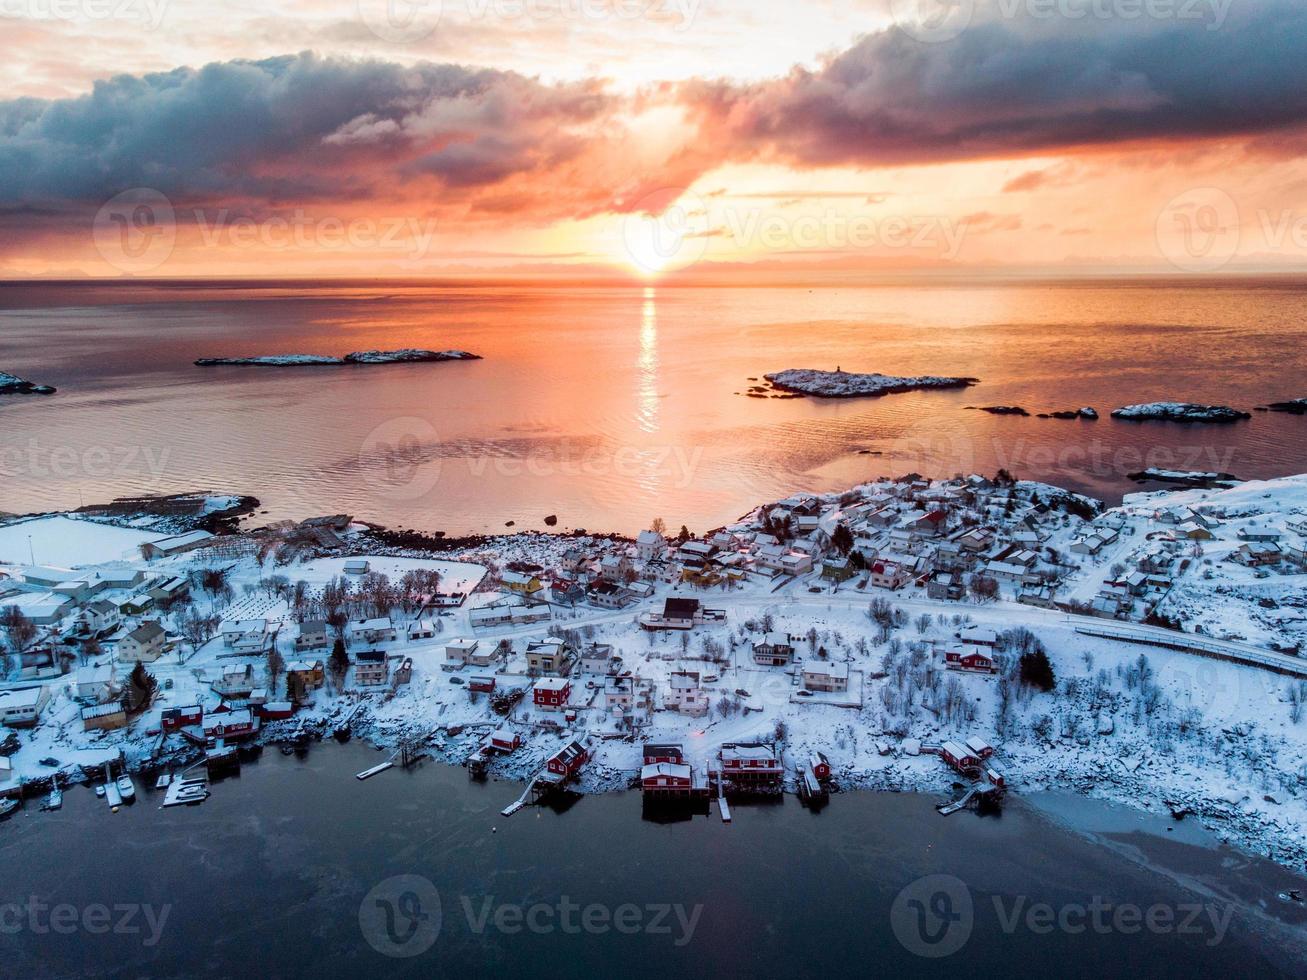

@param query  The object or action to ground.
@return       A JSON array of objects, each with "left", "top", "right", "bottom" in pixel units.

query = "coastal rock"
[
  {"left": 1127, "top": 467, "right": 1240, "bottom": 486},
  {"left": 0, "top": 371, "right": 56, "bottom": 395},
  {"left": 1266, "top": 398, "right": 1307, "bottom": 415},
  {"left": 195, "top": 349, "right": 481, "bottom": 367},
  {"left": 763, "top": 368, "right": 978, "bottom": 399},
  {"left": 1111, "top": 402, "right": 1251, "bottom": 423},
  {"left": 978, "top": 406, "right": 1029, "bottom": 416},
  {"left": 1047, "top": 407, "right": 1099, "bottom": 420},
  {"left": 343, "top": 349, "right": 481, "bottom": 364}
]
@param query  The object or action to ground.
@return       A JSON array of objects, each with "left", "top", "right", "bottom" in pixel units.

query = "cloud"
[
  {"left": 678, "top": 2, "right": 1307, "bottom": 169},
  {"left": 0, "top": 52, "right": 617, "bottom": 209}
]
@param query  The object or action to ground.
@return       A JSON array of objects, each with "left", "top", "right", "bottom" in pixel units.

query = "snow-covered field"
[{"left": 0, "top": 515, "right": 165, "bottom": 566}]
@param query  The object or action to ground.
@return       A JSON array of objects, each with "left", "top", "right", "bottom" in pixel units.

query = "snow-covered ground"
[
  {"left": 0, "top": 515, "right": 165, "bottom": 566},
  {"left": 4, "top": 474, "right": 1307, "bottom": 872}
]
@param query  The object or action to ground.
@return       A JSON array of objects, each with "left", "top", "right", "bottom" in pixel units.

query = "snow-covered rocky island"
[
  {"left": 1112, "top": 402, "right": 1252, "bottom": 423},
  {"left": 2, "top": 473, "right": 1307, "bottom": 871},
  {"left": 762, "top": 368, "right": 978, "bottom": 398},
  {"left": 195, "top": 349, "right": 481, "bottom": 367},
  {"left": 0, "top": 371, "right": 56, "bottom": 395}
]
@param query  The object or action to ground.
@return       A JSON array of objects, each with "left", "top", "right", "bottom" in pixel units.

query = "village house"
[
  {"left": 348, "top": 617, "right": 396, "bottom": 646},
  {"left": 285, "top": 660, "right": 325, "bottom": 697},
  {"left": 220, "top": 619, "right": 273, "bottom": 655},
  {"left": 545, "top": 739, "right": 589, "bottom": 778},
  {"left": 213, "top": 663, "right": 257, "bottom": 697},
  {"left": 76, "top": 663, "right": 119, "bottom": 703},
  {"left": 801, "top": 661, "right": 849, "bottom": 693},
  {"left": 445, "top": 639, "right": 487, "bottom": 670},
  {"left": 468, "top": 675, "right": 497, "bottom": 694},
  {"left": 640, "top": 762, "right": 698, "bottom": 795},
  {"left": 81, "top": 701, "right": 128, "bottom": 732},
  {"left": 719, "top": 743, "right": 783, "bottom": 786},
  {"left": 79, "top": 599, "right": 121, "bottom": 636},
  {"left": 959, "top": 626, "right": 998, "bottom": 647},
  {"left": 526, "top": 638, "right": 573, "bottom": 675},
  {"left": 666, "top": 671, "right": 709, "bottom": 716},
  {"left": 598, "top": 554, "right": 631, "bottom": 582},
  {"left": 588, "top": 580, "right": 633, "bottom": 609},
  {"left": 604, "top": 676, "right": 634, "bottom": 713},
  {"left": 927, "top": 572, "right": 965, "bottom": 601},
  {"left": 203, "top": 707, "right": 257, "bottom": 742},
  {"left": 579, "top": 643, "right": 616, "bottom": 675},
  {"left": 639, "top": 597, "right": 726, "bottom": 631},
  {"left": 140, "top": 529, "right": 214, "bottom": 560},
  {"left": 343, "top": 559, "right": 370, "bottom": 576},
  {"left": 643, "top": 743, "right": 684, "bottom": 765},
  {"left": 941, "top": 740, "right": 982, "bottom": 776},
  {"left": 161, "top": 704, "right": 203, "bottom": 731},
  {"left": 752, "top": 632, "right": 796, "bottom": 666},
  {"left": 942, "top": 645, "right": 998, "bottom": 673},
  {"left": 352, "top": 650, "right": 390, "bottom": 687},
  {"left": 533, "top": 676, "right": 572, "bottom": 711},
  {"left": 406, "top": 619, "right": 438, "bottom": 642},
  {"left": 117, "top": 621, "right": 167, "bottom": 663},
  {"left": 0, "top": 686, "right": 49, "bottom": 728},
  {"left": 821, "top": 556, "right": 855, "bottom": 582},
  {"left": 1232, "top": 542, "right": 1283, "bottom": 567},
  {"left": 501, "top": 570, "right": 544, "bottom": 595},
  {"left": 295, "top": 620, "right": 329, "bottom": 651},
  {"left": 869, "top": 560, "right": 911, "bottom": 591},
  {"left": 636, "top": 530, "right": 666, "bottom": 562}
]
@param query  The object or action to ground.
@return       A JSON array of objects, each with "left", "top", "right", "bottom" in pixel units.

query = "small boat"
[
  {"left": 116, "top": 775, "right": 136, "bottom": 802},
  {"left": 0, "top": 798, "right": 19, "bottom": 819},
  {"left": 95, "top": 785, "right": 106, "bottom": 798},
  {"left": 44, "top": 776, "right": 62, "bottom": 811}
]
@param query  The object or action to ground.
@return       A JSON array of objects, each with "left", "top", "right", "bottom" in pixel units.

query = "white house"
[
  {"left": 636, "top": 530, "right": 665, "bottom": 562},
  {"left": 118, "top": 621, "right": 167, "bottom": 663},
  {"left": 348, "top": 617, "right": 396, "bottom": 646},
  {"left": 0, "top": 686, "right": 49, "bottom": 728},
  {"left": 76, "top": 663, "right": 119, "bottom": 703},
  {"left": 666, "top": 671, "right": 709, "bottom": 717},
  {"left": 801, "top": 661, "right": 849, "bottom": 693}
]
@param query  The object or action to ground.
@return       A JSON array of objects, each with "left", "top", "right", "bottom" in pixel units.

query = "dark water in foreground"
[
  {"left": 1, "top": 743, "right": 1304, "bottom": 978},
  {"left": 3, "top": 277, "right": 1307, "bottom": 534}
]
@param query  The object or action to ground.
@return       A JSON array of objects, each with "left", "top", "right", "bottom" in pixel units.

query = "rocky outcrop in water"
[
  {"left": 195, "top": 349, "right": 481, "bottom": 367},
  {"left": 0, "top": 371, "right": 56, "bottom": 395},
  {"left": 762, "top": 369, "right": 978, "bottom": 399},
  {"left": 1265, "top": 399, "right": 1307, "bottom": 415},
  {"left": 1111, "top": 402, "right": 1251, "bottom": 423}
]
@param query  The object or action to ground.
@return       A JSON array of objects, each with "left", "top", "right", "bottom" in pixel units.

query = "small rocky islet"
[
  {"left": 194, "top": 349, "right": 481, "bottom": 367},
  {"left": 0, "top": 371, "right": 56, "bottom": 395}
]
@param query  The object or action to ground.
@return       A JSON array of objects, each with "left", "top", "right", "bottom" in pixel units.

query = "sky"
[{"left": 3, "top": 0, "right": 1307, "bottom": 280}]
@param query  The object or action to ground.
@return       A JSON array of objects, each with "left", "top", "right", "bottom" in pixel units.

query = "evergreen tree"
[
  {"left": 1019, "top": 648, "right": 1057, "bottom": 692},
  {"left": 329, "top": 636, "right": 350, "bottom": 682}
]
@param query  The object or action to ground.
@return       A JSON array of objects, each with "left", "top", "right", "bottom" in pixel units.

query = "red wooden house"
[
  {"left": 469, "top": 675, "right": 497, "bottom": 694},
  {"left": 641, "top": 762, "right": 693, "bottom": 792},
  {"left": 643, "top": 743, "right": 685, "bottom": 766},
  {"left": 940, "top": 740, "right": 982, "bottom": 776},
  {"left": 719, "top": 744, "right": 783, "bottom": 786},
  {"left": 161, "top": 704, "right": 203, "bottom": 731},
  {"left": 965, "top": 736, "right": 995, "bottom": 759},
  {"left": 488, "top": 729, "right": 520, "bottom": 754},
  {"left": 546, "top": 739, "right": 589, "bottom": 778},
  {"left": 203, "top": 707, "right": 256, "bottom": 742},
  {"left": 533, "top": 677, "right": 571, "bottom": 711},
  {"left": 944, "top": 646, "right": 998, "bottom": 674},
  {"left": 809, "top": 751, "right": 831, "bottom": 782},
  {"left": 257, "top": 701, "right": 295, "bottom": 722}
]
